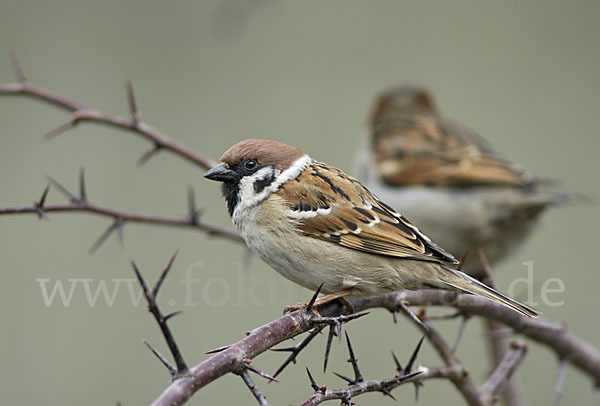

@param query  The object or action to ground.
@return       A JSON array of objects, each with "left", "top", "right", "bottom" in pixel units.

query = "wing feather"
[
  {"left": 372, "top": 115, "right": 535, "bottom": 187},
  {"left": 278, "top": 163, "right": 458, "bottom": 264}
]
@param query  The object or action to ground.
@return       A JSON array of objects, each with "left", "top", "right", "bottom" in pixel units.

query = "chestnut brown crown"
[{"left": 219, "top": 139, "right": 306, "bottom": 172}]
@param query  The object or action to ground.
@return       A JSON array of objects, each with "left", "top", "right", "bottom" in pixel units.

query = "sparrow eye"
[{"left": 244, "top": 159, "right": 258, "bottom": 171}]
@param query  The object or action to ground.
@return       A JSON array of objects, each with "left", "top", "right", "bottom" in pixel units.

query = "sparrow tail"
[{"left": 442, "top": 267, "right": 540, "bottom": 318}]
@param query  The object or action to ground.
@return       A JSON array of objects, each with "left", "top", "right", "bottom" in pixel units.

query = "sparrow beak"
[{"left": 204, "top": 163, "right": 236, "bottom": 182}]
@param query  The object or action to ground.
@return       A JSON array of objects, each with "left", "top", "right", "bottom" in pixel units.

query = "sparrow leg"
[{"left": 284, "top": 290, "right": 352, "bottom": 314}]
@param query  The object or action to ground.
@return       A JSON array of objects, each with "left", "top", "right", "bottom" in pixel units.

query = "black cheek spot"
[{"left": 253, "top": 172, "right": 276, "bottom": 194}]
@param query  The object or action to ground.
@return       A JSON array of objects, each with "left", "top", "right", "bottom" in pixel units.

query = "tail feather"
[{"left": 443, "top": 268, "right": 540, "bottom": 318}]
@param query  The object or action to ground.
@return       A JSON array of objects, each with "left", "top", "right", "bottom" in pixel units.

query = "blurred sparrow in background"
[
  {"left": 355, "top": 85, "right": 569, "bottom": 274},
  {"left": 205, "top": 139, "right": 538, "bottom": 317}
]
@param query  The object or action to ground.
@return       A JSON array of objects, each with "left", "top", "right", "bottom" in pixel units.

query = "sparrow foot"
[{"left": 283, "top": 289, "right": 353, "bottom": 315}]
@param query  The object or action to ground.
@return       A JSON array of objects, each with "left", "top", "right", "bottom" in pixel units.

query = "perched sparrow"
[
  {"left": 355, "top": 85, "right": 568, "bottom": 273},
  {"left": 205, "top": 139, "right": 538, "bottom": 317}
]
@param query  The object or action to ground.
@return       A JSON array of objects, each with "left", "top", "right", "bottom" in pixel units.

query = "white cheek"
[
  {"left": 238, "top": 175, "right": 258, "bottom": 204},
  {"left": 233, "top": 167, "right": 278, "bottom": 225}
]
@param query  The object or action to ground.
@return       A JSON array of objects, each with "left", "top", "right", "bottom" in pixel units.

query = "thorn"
[
  {"left": 305, "top": 283, "right": 324, "bottom": 313},
  {"left": 89, "top": 218, "right": 122, "bottom": 253},
  {"left": 344, "top": 332, "right": 363, "bottom": 383},
  {"left": 239, "top": 369, "right": 268, "bottom": 405},
  {"left": 137, "top": 144, "right": 161, "bottom": 166},
  {"left": 125, "top": 80, "right": 142, "bottom": 124},
  {"left": 391, "top": 351, "right": 403, "bottom": 373},
  {"left": 187, "top": 186, "right": 200, "bottom": 224},
  {"left": 143, "top": 339, "right": 177, "bottom": 377},
  {"left": 270, "top": 347, "right": 296, "bottom": 353},
  {"left": 152, "top": 250, "right": 178, "bottom": 298},
  {"left": 79, "top": 168, "right": 87, "bottom": 203},
  {"left": 414, "top": 379, "right": 420, "bottom": 401},
  {"left": 34, "top": 206, "right": 48, "bottom": 219},
  {"left": 205, "top": 345, "right": 230, "bottom": 354},
  {"left": 163, "top": 311, "right": 182, "bottom": 321},
  {"left": 47, "top": 176, "right": 80, "bottom": 203},
  {"left": 247, "top": 365, "right": 279, "bottom": 383},
  {"left": 396, "top": 370, "right": 423, "bottom": 383},
  {"left": 116, "top": 220, "right": 125, "bottom": 247},
  {"left": 397, "top": 301, "right": 429, "bottom": 332},
  {"left": 451, "top": 314, "right": 471, "bottom": 354},
  {"left": 381, "top": 387, "right": 397, "bottom": 401},
  {"left": 9, "top": 48, "right": 28, "bottom": 84},
  {"left": 323, "top": 324, "right": 336, "bottom": 373},
  {"left": 306, "top": 367, "right": 320, "bottom": 392},
  {"left": 404, "top": 336, "right": 425, "bottom": 373},
  {"left": 38, "top": 184, "right": 50, "bottom": 207},
  {"left": 332, "top": 372, "right": 354, "bottom": 385},
  {"left": 132, "top": 261, "right": 149, "bottom": 295},
  {"left": 272, "top": 327, "right": 322, "bottom": 378},
  {"left": 133, "top": 260, "right": 188, "bottom": 375},
  {"left": 34, "top": 185, "right": 50, "bottom": 219},
  {"left": 43, "top": 115, "right": 79, "bottom": 141}
]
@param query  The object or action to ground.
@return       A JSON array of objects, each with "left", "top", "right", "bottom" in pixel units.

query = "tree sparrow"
[
  {"left": 205, "top": 139, "right": 538, "bottom": 317},
  {"left": 355, "top": 85, "right": 568, "bottom": 273}
]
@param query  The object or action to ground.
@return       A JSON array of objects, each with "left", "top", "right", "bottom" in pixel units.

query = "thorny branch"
[
  {"left": 149, "top": 287, "right": 545, "bottom": 406},
  {"left": 346, "top": 291, "right": 600, "bottom": 387},
  {"left": 301, "top": 334, "right": 424, "bottom": 406},
  {"left": 479, "top": 248, "right": 528, "bottom": 405},
  {"left": 0, "top": 173, "right": 242, "bottom": 251},
  {"left": 133, "top": 252, "right": 188, "bottom": 378},
  {"left": 2, "top": 53, "right": 599, "bottom": 405},
  {"left": 0, "top": 51, "right": 215, "bottom": 169}
]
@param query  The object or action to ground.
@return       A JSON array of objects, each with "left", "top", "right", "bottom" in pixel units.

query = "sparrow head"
[
  {"left": 370, "top": 85, "right": 437, "bottom": 128},
  {"left": 205, "top": 139, "right": 310, "bottom": 216}
]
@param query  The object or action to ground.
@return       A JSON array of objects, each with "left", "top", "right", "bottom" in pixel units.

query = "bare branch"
[
  {"left": 346, "top": 291, "right": 600, "bottom": 386},
  {"left": 133, "top": 254, "right": 188, "bottom": 377},
  {"left": 301, "top": 371, "right": 422, "bottom": 406},
  {"left": 0, "top": 55, "right": 215, "bottom": 169},
  {"left": 0, "top": 185, "right": 242, "bottom": 247},
  {"left": 271, "top": 327, "right": 324, "bottom": 378},
  {"left": 553, "top": 358, "right": 568, "bottom": 406},
  {"left": 149, "top": 290, "right": 367, "bottom": 406},
  {"left": 480, "top": 340, "right": 528, "bottom": 404},
  {"left": 238, "top": 369, "right": 269, "bottom": 406}
]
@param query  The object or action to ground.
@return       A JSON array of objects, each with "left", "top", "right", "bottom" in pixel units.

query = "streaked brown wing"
[
  {"left": 372, "top": 114, "right": 534, "bottom": 187},
  {"left": 278, "top": 162, "right": 458, "bottom": 264}
]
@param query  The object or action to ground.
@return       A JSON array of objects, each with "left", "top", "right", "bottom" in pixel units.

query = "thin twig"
[
  {"left": 480, "top": 340, "right": 528, "bottom": 404},
  {"left": 0, "top": 54, "right": 215, "bottom": 169},
  {"left": 477, "top": 250, "right": 529, "bottom": 406},
  {"left": 238, "top": 369, "right": 269, "bottom": 406},
  {"left": 553, "top": 358, "right": 568, "bottom": 406},
  {"left": 133, "top": 253, "right": 188, "bottom": 377},
  {"left": 0, "top": 180, "right": 242, "bottom": 250},
  {"left": 149, "top": 288, "right": 368, "bottom": 406},
  {"left": 346, "top": 291, "right": 600, "bottom": 386},
  {"left": 271, "top": 327, "right": 324, "bottom": 378}
]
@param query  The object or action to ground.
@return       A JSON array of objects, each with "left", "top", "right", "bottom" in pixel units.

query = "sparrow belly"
[{"left": 235, "top": 200, "right": 407, "bottom": 296}]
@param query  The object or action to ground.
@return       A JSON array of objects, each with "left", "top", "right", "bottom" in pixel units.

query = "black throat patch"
[{"left": 222, "top": 181, "right": 241, "bottom": 217}]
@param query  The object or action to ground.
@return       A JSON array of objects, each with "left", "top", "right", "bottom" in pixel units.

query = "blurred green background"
[{"left": 1, "top": 1, "right": 599, "bottom": 405}]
